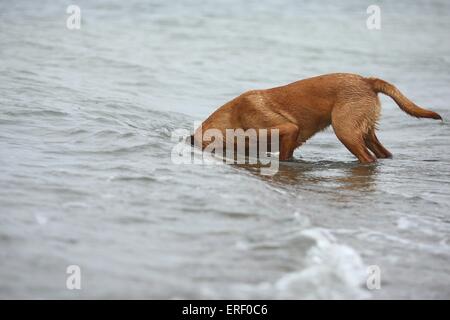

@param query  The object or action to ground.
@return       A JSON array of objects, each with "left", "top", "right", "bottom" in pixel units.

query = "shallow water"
[{"left": 1, "top": 0, "right": 450, "bottom": 299}]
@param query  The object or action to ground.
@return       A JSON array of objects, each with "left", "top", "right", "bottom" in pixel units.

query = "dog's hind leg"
[
  {"left": 365, "top": 129, "right": 392, "bottom": 159},
  {"left": 335, "top": 131, "right": 376, "bottom": 163},
  {"left": 332, "top": 102, "right": 377, "bottom": 164}
]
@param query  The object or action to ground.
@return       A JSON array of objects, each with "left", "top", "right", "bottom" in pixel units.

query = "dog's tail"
[{"left": 366, "top": 77, "right": 442, "bottom": 120}]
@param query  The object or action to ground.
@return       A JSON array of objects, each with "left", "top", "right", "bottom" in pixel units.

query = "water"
[{"left": 1, "top": 0, "right": 450, "bottom": 299}]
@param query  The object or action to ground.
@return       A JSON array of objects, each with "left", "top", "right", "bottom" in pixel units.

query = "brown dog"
[{"left": 191, "top": 73, "right": 442, "bottom": 163}]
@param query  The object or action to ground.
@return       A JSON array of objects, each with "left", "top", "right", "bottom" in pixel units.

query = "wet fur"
[{"left": 192, "top": 73, "right": 442, "bottom": 163}]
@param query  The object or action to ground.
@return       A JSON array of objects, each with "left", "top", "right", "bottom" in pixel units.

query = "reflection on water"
[
  {"left": 336, "top": 164, "right": 379, "bottom": 191},
  {"left": 237, "top": 159, "right": 378, "bottom": 192}
]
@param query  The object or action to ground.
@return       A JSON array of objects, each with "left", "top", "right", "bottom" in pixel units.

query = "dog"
[{"left": 191, "top": 73, "right": 442, "bottom": 163}]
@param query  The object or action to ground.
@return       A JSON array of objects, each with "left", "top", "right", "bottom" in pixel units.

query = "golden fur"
[{"left": 192, "top": 73, "right": 442, "bottom": 163}]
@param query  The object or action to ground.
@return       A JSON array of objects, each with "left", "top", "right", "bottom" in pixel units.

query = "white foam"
[
  {"left": 272, "top": 228, "right": 370, "bottom": 299},
  {"left": 226, "top": 228, "right": 371, "bottom": 299}
]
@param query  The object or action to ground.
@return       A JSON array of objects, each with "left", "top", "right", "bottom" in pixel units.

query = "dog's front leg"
[{"left": 270, "top": 123, "right": 299, "bottom": 161}]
